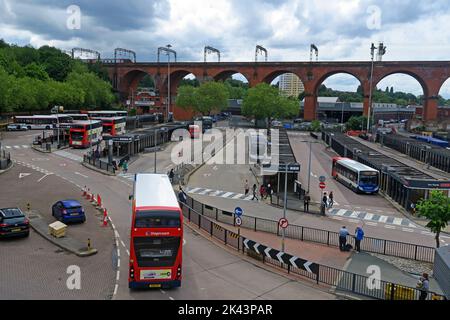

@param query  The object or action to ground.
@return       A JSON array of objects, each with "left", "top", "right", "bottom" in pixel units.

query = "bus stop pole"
[{"left": 282, "top": 165, "right": 288, "bottom": 252}]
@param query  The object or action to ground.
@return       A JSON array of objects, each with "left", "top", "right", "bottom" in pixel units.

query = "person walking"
[
  {"left": 339, "top": 226, "right": 349, "bottom": 251},
  {"left": 266, "top": 184, "right": 273, "bottom": 201},
  {"left": 417, "top": 273, "right": 430, "bottom": 300},
  {"left": 251, "top": 183, "right": 259, "bottom": 201},
  {"left": 328, "top": 191, "right": 334, "bottom": 208},
  {"left": 322, "top": 192, "right": 328, "bottom": 207},
  {"left": 168, "top": 168, "right": 174, "bottom": 183},
  {"left": 178, "top": 186, "right": 187, "bottom": 204},
  {"left": 354, "top": 226, "right": 364, "bottom": 253},
  {"left": 122, "top": 160, "right": 128, "bottom": 174},
  {"left": 244, "top": 180, "right": 249, "bottom": 196},
  {"left": 304, "top": 192, "right": 311, "bottom": 212},
  {"left": 259, "top": 184, "right": 266, "bottom": 200}
]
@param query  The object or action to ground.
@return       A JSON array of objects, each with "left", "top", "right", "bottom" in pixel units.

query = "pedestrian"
[
  {"left": 266, "top": 183, "right": 273, "bottom": 201},
  {"left": 244, "top": 180, "right": 249, "bottom": 196},
  {"left": 169, "top": 168, "right": 174, "bottom": 183},
  {"left": 417, "top": 273, "right": 430, "bottom": 300},
  {"left": 259, "top": 184, "right": 266, "bottom": 199},
  {"left": 251, "top": 183, "right": 259, "bottom": 201},
  {"left": 178, "top": 186, "right": 187, "bottom": 204},
  {"left": 354, "top": 226, "right": 364, "bottom": 253},
  {"left": 328, "top": 191, "right": 334, "bottom": 208},
  {"left": 122, "top": 160, "right": 128, "bottom": 173},
  {"left": 322, "top": 192, "right": 328, "bottom": 207},
  {"left": 339, "top": 226, "right": 349, "bottom": 251},
  {"left": 304, "top": 192, "right": 311, "bottom": 212}
]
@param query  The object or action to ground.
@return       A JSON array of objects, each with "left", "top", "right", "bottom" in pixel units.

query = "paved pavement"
[{"left": 0, "top": 163, "right": 116, "bottom": 299}]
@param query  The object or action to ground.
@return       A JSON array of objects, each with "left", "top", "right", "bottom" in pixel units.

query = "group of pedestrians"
[
  {"left": 338, "top": 225, "right": 364, "bottom": 253},
  {"left": 244, "top": 179, "right": 273, "bottom": 201},
  {"left": 322, "top": 191, "right": 334, "bottom": 208}
]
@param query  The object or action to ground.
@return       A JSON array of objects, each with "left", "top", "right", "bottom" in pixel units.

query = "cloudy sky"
[{"left": 2, "top": 0, "right": 450, "bottom": 96}]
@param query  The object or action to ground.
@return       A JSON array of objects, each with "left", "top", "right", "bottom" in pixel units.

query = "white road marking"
[
  {"left": 402, "top": 228, "right": 414, "bottom": 233},
  {"left": 379, "top": 216, "right": 388, "bottom": 223},
  {"left": 37, "top": 173, "right": 52, "bottom": 182},
  {"left": 5, "top": 146, "right": 11, "bottom": 149},
  {"left": 392, "top": 218, "right": 403, "bottom": 226},
  {"left": 113, "top": 284, "right": 118, "bottom": 296},
  {"left": 365, "top": 222, "right": 378, "bottom": 226},
  {"left": 74, "top": 172, "right": 88, "bottom": 178},
  {"left": 331, "top": 216, "right": 344, "bottom": 221},
  {"left": 384, "top": 225, "right": 396, "bottom": 229},
  {"left": 198, "top": 189, "right": 212, "bottom": 195},
  {"left": 364, "top": 213, "right": 374, "bottom": 220},
  {"left": 19, "top": 173, "right": 32, "bottom": 179},
  {"left": 421, "top": 231, "right": 433, "bottom": 235},
  {"left": 116, "top": 271, "right": 120, "bottom": 281},
  {"left": 169, "top": 297, "right": 174, "bottom": 300},
  {"left": 222, "top": 192, "right": 233, "bottom": 198}
]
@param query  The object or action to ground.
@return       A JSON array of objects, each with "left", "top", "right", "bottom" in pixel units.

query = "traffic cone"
[
  {"left": 85, "top": 188, "right": 90, "bottom": 199},
  {"left": 82, "top": 186, "right": 86, "bottom": 197},
  {"left": 97, "top": 194, "right": 102, "bottom": 208},
  {"left": 103, "top": 208, "right": 108, "bottom": 227}
]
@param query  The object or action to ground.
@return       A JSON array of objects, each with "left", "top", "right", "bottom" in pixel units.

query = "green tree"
[
  {"left": 346, "top": 115, "right": 369, "bottom": 131},
  {"left": 416, "top": 190, "right": 450, "bottom": 248},
  {"left": 23, "top": 63, "right": 50, "bottom": 81},
  {"left": 176, "top": 81, "right": 228, "bottom": 115},
  {"left": 310, "top": 120, "right": 321, "bottom": 132},
  {"left": 242, "top": 83, "right": 298, "bottom": 127}
]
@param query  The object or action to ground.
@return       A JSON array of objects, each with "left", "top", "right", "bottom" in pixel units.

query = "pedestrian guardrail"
[
  {"left": 179, "top": 200, "right": 445, "bottom": 300},
  {"left": 83, "top": 154, "right": 116, "bottom": 174},
  {"left": 186, "top": 196, "right": 436, "bottom": 263}
]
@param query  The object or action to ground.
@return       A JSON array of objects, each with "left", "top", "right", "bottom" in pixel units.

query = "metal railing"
[
  {"left": 186, "top": 196, "right": 436, "bottom": 263},
  {"left": 83, "top": 154, "right": 116, "bottom": 174},
  {"left": 180, "top": 200, "right": 445, "bottom": 300}
]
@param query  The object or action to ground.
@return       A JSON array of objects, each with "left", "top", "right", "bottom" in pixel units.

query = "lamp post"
[
  {"left": 366, "top": 43, "right": 376, "bottom": 134},
  {"left": 282, "top": 163, "right": 288, "bottom": 252},
  {"left": 166, "top": 44, "right": 172, "bottom": 122}
]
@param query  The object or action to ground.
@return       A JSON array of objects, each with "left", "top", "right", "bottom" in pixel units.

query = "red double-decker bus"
[
  {"left": 89, "top": 116, "right": 126, "bottom": 136},
  {"left": 69, "top": 120, "right": 103, "bottom": 148},
  {"left": 129, "top": 173, "right": 183, "bottom": 289}
]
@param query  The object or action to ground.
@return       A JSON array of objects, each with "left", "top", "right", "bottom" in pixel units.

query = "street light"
[
  {"left": 166, "top": 44, "right": 172, "bottom": 122},
  {"left": 366, "top": 43, "right": 376, "bottom": 133}
]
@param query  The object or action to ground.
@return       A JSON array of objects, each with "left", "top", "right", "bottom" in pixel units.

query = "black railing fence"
[
  {"left": 83, "top": 154, "right": 116, "bottom": 174},
  {"left": 186, "top": 196, "right": 436, "bottom": 263},
  {"left": 180, "top": 200, "right": 445, "bottom": 300}
]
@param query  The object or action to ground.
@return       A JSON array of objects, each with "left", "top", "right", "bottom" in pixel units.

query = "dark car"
[
  {"left": 52, "top": 200, "right": 86, "bottom": 223},
  {"left": 0, "top": 208, "right": 30, "bottom": 238}
]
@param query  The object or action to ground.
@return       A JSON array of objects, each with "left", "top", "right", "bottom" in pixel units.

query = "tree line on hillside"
[
  {"left": 0, "top": 40, "right": 117, "bottom": 114},
  {"left": 315, "top": 84, "right": 450, "bottom": 106}
]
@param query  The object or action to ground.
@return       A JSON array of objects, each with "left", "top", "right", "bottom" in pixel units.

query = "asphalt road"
[{"left": 1, "top": 129, "right": 339, "bottom": 300}]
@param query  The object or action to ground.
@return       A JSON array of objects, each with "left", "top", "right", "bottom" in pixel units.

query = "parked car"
[
  {"left": 0, "top": 208, "right": 30, "bottom": 238},
  {"left": 52, "top": 200, "right": 86, "bottom": 223},
  {"left": 7, "top": 124, "right": 28, "bottom": 131},
  {"left": 271, "top": 120, "right": 283, "bottom": 127}
]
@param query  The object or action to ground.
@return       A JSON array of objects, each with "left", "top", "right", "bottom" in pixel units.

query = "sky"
[{"left": 2, "top": 0, "right": 450, "bottom": 97}]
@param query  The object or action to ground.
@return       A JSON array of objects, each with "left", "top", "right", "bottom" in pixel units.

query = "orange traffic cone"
[
  {"left": 103, "top": 208, "right": 108, "bottom": 226},
  {"left": 97, "top": 195, "right": 102, "bottom": 208}
]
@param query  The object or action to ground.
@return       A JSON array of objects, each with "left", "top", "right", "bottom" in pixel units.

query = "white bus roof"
[
  {"left": 87, "top": 110, "right": 127, "bottom": 114},
  {"left": 134, "top": 173, "right": 180, "bottom": 209},
  {"left": 71, "top": 120, "right": 102, "bottom": 125},
  {"left": 91, "top": 116, "right": 125, "bottom": 120},
  {"left": 15, "top": 115, "right": 68, "bottom": 119},
  {"left": 337, "top": 158, "right": 379, "bottom": 173}
]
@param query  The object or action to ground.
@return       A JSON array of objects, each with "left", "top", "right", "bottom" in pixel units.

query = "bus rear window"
[
  {"left": 135, "top": 210, "right": 181, "bottom": 228},
  {"left": 133, "top": 236, "right": 180, "bottom": 267}
]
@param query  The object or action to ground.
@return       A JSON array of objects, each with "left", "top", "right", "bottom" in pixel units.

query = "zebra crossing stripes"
[
  {"left": 53, "top": 150, "right": 83, "bottom": 162},
  {"left": 117, "top": 173, "right": 135, "bottom": 181},
  {"left": 328, "top": 208, "right": 416, "bottom": 228},
  {"left": 186, "top": 187, "right": 254, "bottom": 202},
  {"left": 3, "top": 145, "right": 29, "bottom": 149}
]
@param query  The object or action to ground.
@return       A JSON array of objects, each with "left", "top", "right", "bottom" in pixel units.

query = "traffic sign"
[
  {"left": 235, "top": 217, "right": 242, "bottom": 226},
  {"left": 278, "top": 218, "right": 289, "bottom": 229},
  {"left": 319, "top": 175, "right": 326, "bottom": 183},
  {"left": 319, "top": 182, "right": 326, "bottom": 189},
  {"left": 234, "top": 207, "right": 243, "bottom": 217}
]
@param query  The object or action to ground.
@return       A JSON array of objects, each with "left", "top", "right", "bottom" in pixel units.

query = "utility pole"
[
  {"left": 366, "top": 43, "right": 376, "bottom": 133},
  {"left": 282, "top": 164, "right": 288, "bottom": 252}
]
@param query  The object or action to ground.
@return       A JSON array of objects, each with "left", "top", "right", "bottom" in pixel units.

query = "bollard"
[
  {"left": 87, "top": 238, "right": 91, "bottom": 251},
  {"left": 27, "top": 203, "right": 31, "bottom": 211},
  {"left": 82, "top": 186, "right": 86, "bottom": 197}
]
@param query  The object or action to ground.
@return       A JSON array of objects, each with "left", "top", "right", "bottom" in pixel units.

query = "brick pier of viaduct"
[{"left": 102, "top": 61, "right": 450, "bottom": 121}]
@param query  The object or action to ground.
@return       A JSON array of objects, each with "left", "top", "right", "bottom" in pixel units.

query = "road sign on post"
[
  {"left": 235, "top": 217, "right": 242, "bottom": 226},
  {"left": 234, "top": 207, "right": 243, "bottom": 217},
  {"left": 278, "top": 218, "right": 289, "bottom": 229},
  {"left": 319, "top": 182, "right": 326, "bottom": 189},
  {"left": 319, "top": 176, "right": 326, "bottom": 183}
]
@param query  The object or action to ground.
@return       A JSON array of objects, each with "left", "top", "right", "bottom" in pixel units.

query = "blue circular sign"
[{"left": 234, "top": 207, "right": 243, "bottom": 217}]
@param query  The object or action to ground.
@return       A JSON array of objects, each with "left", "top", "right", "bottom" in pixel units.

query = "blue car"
[{"left": 52, "top": 200, "right": 86, "bottom": 223}]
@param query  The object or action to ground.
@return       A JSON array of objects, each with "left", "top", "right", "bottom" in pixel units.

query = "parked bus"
[
  {"left": 91, "top": 117, "right": 126, "bottom": 136},
  {"left": 10, "top": 115, "right": 73, "bottom": 130},
  {"left": 69, "top": 120, "right": 103, "bottom": 148},
  {"left": 83, "top": 110, "right": 128, "bottom": 118},
  {"left": 332, "top": 157, "right": 380, "bottom": 194},
  {"left": 65, "top": 114, "right": 90, "bottom": 122},
  {"left": 129, "top": 173, "right": 183, "bottom": 289}
]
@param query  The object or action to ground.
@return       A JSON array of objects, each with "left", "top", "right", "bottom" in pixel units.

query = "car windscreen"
[
  {"left": 0, "top": 208, "right": 24, "bottom": 218},
  {"left": 135, "top": 210, "right": 181, "bottom": 228},
  {"left": 133, "top": 236, "right": 180, "bottom": 267}
]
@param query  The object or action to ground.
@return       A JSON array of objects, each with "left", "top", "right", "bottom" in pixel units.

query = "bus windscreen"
[
  {"left": 134, "top": 236, "right": 180, "bottom": 267},
  {"left": 359, "top": 171, "right": 378, "bottom": 185},
  {"left": 134, "top": 210, "right": 181, "bottom": 228}
]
